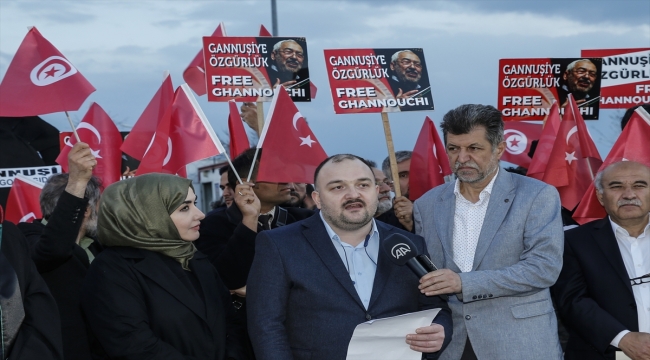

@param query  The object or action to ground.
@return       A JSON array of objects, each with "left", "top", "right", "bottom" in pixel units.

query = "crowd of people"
[{"left": 1, "top": 103, "right": 649, "bottom": 360}]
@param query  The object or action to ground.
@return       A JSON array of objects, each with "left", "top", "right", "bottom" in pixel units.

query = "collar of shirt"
[
  {"left": 609, "top": 214, "right": 650, "bottom": 240},
  {"left": 453, "top": 168, "right": 499, "bottom": 205},
  {"left": 79, "top": 236, "right": 96, "bottom": 263},
  {"left": 258, "top": 207, "right": 276, "bottom": 227},
  {"left": 319, "top": 212, "right": 380, "bottom": 309}
]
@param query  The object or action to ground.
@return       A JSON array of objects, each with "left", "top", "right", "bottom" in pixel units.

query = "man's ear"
[
  {"left": 596, "top": 189, "right": 605, "bottom": 206},
  {"left": 312, "top": 190, "right": 322, "bottom": 210}
]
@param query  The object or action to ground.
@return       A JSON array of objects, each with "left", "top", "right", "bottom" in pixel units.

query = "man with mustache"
[
  {"left": 414, "top": 104, "right": 564, "bottom": 360},
  {"left": 247, "top": 154, "right": 451, "bottom": 359},
  {"left": 381, "top": 151, "right": 415, "bottom": 231},
  {"left": 560, "top": 59, "right": 598, "bottom": 107},
  {"left": 553, "top": 161, "right": 650, "bottom": 360}
]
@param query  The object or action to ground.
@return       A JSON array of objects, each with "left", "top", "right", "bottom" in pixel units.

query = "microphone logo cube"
[{"left": 391, "top": 243, "right": 412, "bottom": 259}]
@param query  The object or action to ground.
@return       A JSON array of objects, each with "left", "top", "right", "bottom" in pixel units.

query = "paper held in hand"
[{"left": 346, "top": 308, "right": 441, "bottom": 360}]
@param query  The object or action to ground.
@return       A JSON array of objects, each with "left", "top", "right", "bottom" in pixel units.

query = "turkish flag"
[
  {"left": 0, "top": 27, "right": 95, "bottom": 117},
  {"left": 183, "top": 23, "right": 226, "bottom": 96},
  {"left": 255, "top": 87, "right": 327, "bottom": 184},
  {"left": 528, "top": 102, "right": 561, "bottom": 180},
  {"left": 228, "top": 100, "right": 250, "bottom": 157},
  {"left": 409, "top": 117, "right": 452, "bottom": 201},
  {"left": 502, "top": 121, "right": 543, "bottom": 168},
  {"left": 573, "top": 107, "right": 650, "bottom": 224},
  {"left": 121, "top": 73, "right": 174, "bottom": 160},
  {"left": 55, "top": 103, "right": 123, "bottom": 187},
  {"left": 542, "top": 95, "right": 603, "bottom": 210},
  {"left": 5, "top": 176, "right": 43, "bottom": 223},
  {"left": 137, "top": 84, "right": 226, "bottom": 176}
]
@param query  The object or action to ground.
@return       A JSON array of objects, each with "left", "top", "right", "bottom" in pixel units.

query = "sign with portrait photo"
[
  {"left": 324, "top": 48, "right": 434, "bottom": 114},
  {"left": 202, "top": 36, "right": 311, "bottom": 102},
  {"left": 498, "top": 58, "right": 603, "bottom": 120}
]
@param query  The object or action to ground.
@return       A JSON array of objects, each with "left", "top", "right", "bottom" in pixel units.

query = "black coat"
[
  {"left": 18, "top": 191, "right": 103, "bottom": 360},
  {"left": 81, "top": 246, "right": 247, "bottom": 360},
  {"left": 195, "top": 205, "right": 313, "bottom": 289},
  {"left": 1, "top": 221, "right": 63, "bottom": 360},
  {"left": 552, "top": 218, "right": 639, "bottom": 360}
]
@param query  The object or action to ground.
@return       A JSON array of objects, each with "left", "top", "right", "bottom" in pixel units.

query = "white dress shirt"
[
  {"left": 609, "top": 215, "right": 650, "bottom": 348},
  {"left": 320, "top": 212, "right": 379, "bottom": 310},
  {"left": 452, "top": 170, "right": 499, "bottom": 273}
]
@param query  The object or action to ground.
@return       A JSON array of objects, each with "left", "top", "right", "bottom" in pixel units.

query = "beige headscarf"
[{"left": 97, "top": 173, "right": 196, "bottom": 270}]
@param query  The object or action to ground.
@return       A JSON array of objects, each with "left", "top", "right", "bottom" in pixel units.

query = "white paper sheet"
[{"left": 346, "top": 308, "right": 441, "bottom": 360}]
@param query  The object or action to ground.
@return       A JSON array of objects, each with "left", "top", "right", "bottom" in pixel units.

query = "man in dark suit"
[
  {"left": 195, "top": 148, "right": 313, "bottom": 290},
  {"left": 18, "top": 142, "right": 103, "bottom": 360},
  {"left": 554, "top": 160, "right": 650, "bottom": 360},
  {"left": 247, "top": 154, "right": 451, "bottom": 360}
]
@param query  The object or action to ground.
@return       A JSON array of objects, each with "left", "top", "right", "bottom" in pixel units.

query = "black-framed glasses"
[
  {"left": 398, "top": 58, "right": 422, "bottom": 68},
  {"left": 630, "top": 273, "right": 650, "bottom": 287},
  {"left": 377, "top": 179, "right": 394, "bottom": 187}
]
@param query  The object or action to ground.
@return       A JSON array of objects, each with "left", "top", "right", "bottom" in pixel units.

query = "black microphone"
[{"left": 382, "top": 233, "right": 437, "bottom": 278}]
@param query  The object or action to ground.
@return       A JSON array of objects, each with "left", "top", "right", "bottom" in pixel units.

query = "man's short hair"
[
  {"left": 440, "top": 104, "right": 504, "bottom": 151},
  {"left": 566, "top": 59, "right": 594, "bottom": 72},
  {"left": 365, "top": 159, "right": 378, "bottom": 168},
  {"left": 391, "top": 50, "right": 415, "bottom": 63},
  {"left": 228, "top": 148, "right": 261, "bottom": 187},
  {"left": 313, "top": 154, "right": 374, "bottom": 189},
  {"left": 381, "top": 151, "right": 412, "bottom": 180},
  {"left": 218, "top": 165, "right": 229, "bottom": 176},
  {"left": 40, "top": 174, "right": 102, "bottom": 220},
  {"left": 273, "top": 39, "right": 299, "bottom": 53}
]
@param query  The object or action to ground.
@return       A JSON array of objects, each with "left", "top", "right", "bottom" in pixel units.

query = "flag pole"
[
  {"left": 381, "top": 112, "right": 402, "bottom": 198},
  {"left": 256, "top": 102, "right": 264, "bottom": 136},
  {"left": 224, "top": 153, "right": 244, "bottom": 185},
  {"left": 65, "top": 111, "right": 81, "bottom": 142}
]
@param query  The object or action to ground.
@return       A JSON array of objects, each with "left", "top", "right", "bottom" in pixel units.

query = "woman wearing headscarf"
[{"left": 81, "top": 173, "right": 247, "bottom": 359}]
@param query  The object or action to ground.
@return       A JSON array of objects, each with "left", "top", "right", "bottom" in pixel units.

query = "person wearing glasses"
[
  {"left": 559, "top": 59, "right": 599, "bottom": 108},
  {"left": 268, "top": 39, "right": 309, "bottom": 92},
  {"left": 553, "top": 160, "right": 650, "bottom": 360}
]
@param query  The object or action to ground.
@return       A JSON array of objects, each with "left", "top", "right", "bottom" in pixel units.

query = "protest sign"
[
  {"left": 0, "top": 165, "right": 62, "bottom": 188},
  {"left": 324, "top": 48, "right": 434, "bottom": 114},
  {"left": 498, "top": 58, "right": 603, "bottom": 120},
  {"left": 202, "top": 37, "right": 311, "bottom": 102},
  {"left": 581, "top": 48, "right": 650, "bottom": 109}
]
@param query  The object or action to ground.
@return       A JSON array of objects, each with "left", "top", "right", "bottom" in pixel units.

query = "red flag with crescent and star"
[
  {"left": 501, "top": 121, "right": 542, "bottom": 168},
  {"left": 573, "top": 107, "right": 650, "bottom": 224},
  {"left": 528, "top": 101, "right": 561, "bottom": 180},
  {"left": 5, "top": 176, "right": 44, "bottom": 224},
  {"left": 0, "top": 27, "right": 95, "bottom": 117},
  {"left": 541, "top": 95, "right": 602, "bottom": 210},
  {"left": 121, "top": 72, "right": 174, "bottom": 161},
  {"left": 255, "top": 87, "right": 327, "bottom": 183},
  {"left": 55, "top": 103, "right": 123, "bottom": 187},
  {"left": 228, "top": 100, "right": 250, "bottom": 158},
  {"left": 137, "top": 84, "right": 227, "bottom": 176},
  {"left": 183, "top": 23, "right": 226, "bottom": 96},
  {"left": 409, "top": 116, "right": 452, "bottom": 201}
]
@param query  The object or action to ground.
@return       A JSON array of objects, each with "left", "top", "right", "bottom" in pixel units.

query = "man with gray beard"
[
  {"left": 248, "top": 154, "right": 451, "bottom": 360},
  {"left": 413, "top": 104, "right": 564, "bottom": 360},
  {"left": 18, "top": 142, "right": 103, "bottom": 360}
]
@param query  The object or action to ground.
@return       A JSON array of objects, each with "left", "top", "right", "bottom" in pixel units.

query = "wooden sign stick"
[{"left": 381, "top": 112, "right": 401, "bottom": 198}]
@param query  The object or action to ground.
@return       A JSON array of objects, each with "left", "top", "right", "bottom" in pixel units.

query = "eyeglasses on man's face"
[{"left": 277, "top": 48, "right": 304, "bottom": 58}]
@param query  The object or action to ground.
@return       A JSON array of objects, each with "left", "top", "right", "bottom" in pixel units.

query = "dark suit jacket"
[
  {"left": 1, "top": 221, "right": 63, "bottom": 360},
  {"left": 553, "top": 218, "right": 639, "bottom": 360},
  {"left": 81, "top": 247, "right": 247, "bottom": 360},
  {"left": 195, "top": 204, "right": 313, "bottom": 289},
  {"left": 247, "top": 214, "right": 452, "bottom": 360},
  {"left": 376, "top": 208, "right": 413, "bottom": 232},
  {"left": 18, "top": 191, "right": 102, "bottom": 360}
]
